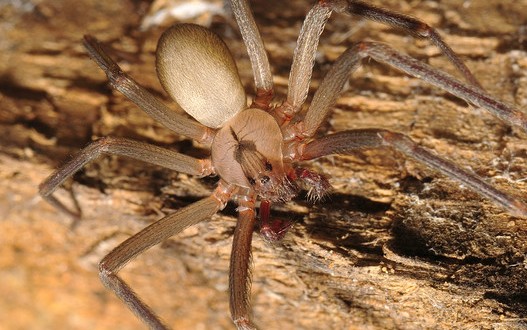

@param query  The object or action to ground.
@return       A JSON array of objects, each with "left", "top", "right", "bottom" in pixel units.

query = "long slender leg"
[
  {"left": 284, "top": 46, "right": 361, "bottom": 140},
  {"left": 229, "top": 0, "right": 274, "bottom": 109},
  {"left": 280, "top": 2, "right": 332, "bottom": 121},
  {"left": 278, "top": 0, "right": 484, "bottom": 124},
  {"left": 358, "top": 42, "right": 527, "bottom": 132},
  {"left": 83, "top": 35, "right": 214, "bottom": 145},
  {"left": 39, "top": 136, "right": 212, "bottom": 218},
  {"left": 328, "top": 0, "right": 482, "bottom": 88},
  {"left": 297, "top": 129, "right": 527, "bottom": 218},
  {"left": 229, "top": 196, "right": 257, "bottom": 330},
  {"left": 100, "top": 184, "right": 233, "bottom": 330},
  {"left": 284, "top": 41, "right": 527, "bottom": 142}
]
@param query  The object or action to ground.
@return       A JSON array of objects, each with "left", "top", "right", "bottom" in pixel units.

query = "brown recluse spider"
[{"left": 40, "top": 0, "right": 527, "bottom": 329}]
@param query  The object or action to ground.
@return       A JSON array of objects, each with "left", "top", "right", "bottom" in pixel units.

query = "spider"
[{"left": 39, "top": 0, "right": 527, "bottom": 329}]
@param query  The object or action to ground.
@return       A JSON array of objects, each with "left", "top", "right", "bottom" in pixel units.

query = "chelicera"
[{"left": 40, "top": 0, "right": 527, "bottom": 329}]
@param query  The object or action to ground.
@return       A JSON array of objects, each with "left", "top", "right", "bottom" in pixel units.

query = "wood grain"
[{"left": 1, "top": 0, "right": 527, "bottom": 329}]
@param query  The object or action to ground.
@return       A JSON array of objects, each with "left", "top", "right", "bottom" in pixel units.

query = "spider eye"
[
  {"left": 260, "top": 175, "right": 270, "bottom": 184},
  {"left": 248, "top": 178, "right": 256, "bottom": 185},
  {"left": 265, "top": 161, "right": 273, "bottom": 171}
]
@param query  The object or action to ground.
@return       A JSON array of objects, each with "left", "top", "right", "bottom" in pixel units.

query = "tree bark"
[{"left": 1, "top": 0, "right": 527, "bottom": 329}]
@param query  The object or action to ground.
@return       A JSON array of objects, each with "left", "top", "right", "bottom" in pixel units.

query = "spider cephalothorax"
[
  {"left": 40, "top": 1, "right": 527, "bottom": 329},
  {"left": 212, "top": 107, "right": 296, "bottom": 203}
]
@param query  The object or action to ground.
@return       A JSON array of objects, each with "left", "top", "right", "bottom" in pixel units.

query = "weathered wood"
[{"left": 1, "top": 0, "right": 527, "bottom": 329}]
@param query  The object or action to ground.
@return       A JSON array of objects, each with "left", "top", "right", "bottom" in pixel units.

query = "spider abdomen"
[{"left": 156, "top": 24, "right": 246, "bottom": 128}]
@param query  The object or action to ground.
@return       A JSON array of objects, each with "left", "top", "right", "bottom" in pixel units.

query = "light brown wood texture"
[{"left": 2, "top": 0, "right": 527, "bottom": 329}]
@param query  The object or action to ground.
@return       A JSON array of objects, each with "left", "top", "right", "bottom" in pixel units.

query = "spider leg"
[
  {"left": 278, "top": 0, "right": 486, "bottom": 124},
  {"left": 284, "top": 45, "right": 362, "bottom": 141},
  {"left": 279, "top": 3, "right": 332, "bottom": 122},
  {"left": 357, "top": 42, "right": 527, "bottom": 132},
  {"left": 229, "top": 195, "right": 257, "bottom": 330},
  {"left": 229, "top": 0, "right": 274, "bottom": 110},
  {"left": 297, "top": 128, "right": 527, "bottom": 218},
  {"left": 39, "top": 137, "right": 212, "bottom": 218},
  {"left": 83, "top": 35, "right": 214, "bottom": 145},
  {"left": 99, "top": 184, "right": 232, "bottom": 329},
  {"left": 283, "top": 41, "right": 527, "bottom": 143},
  {"left": 327, "top": 0, "right": 482, "bottom": 88}
]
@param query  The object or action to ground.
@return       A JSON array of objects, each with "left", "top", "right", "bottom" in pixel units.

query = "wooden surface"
[{"left": 2, "top": 0, "right": 527, "bottom": 329}]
